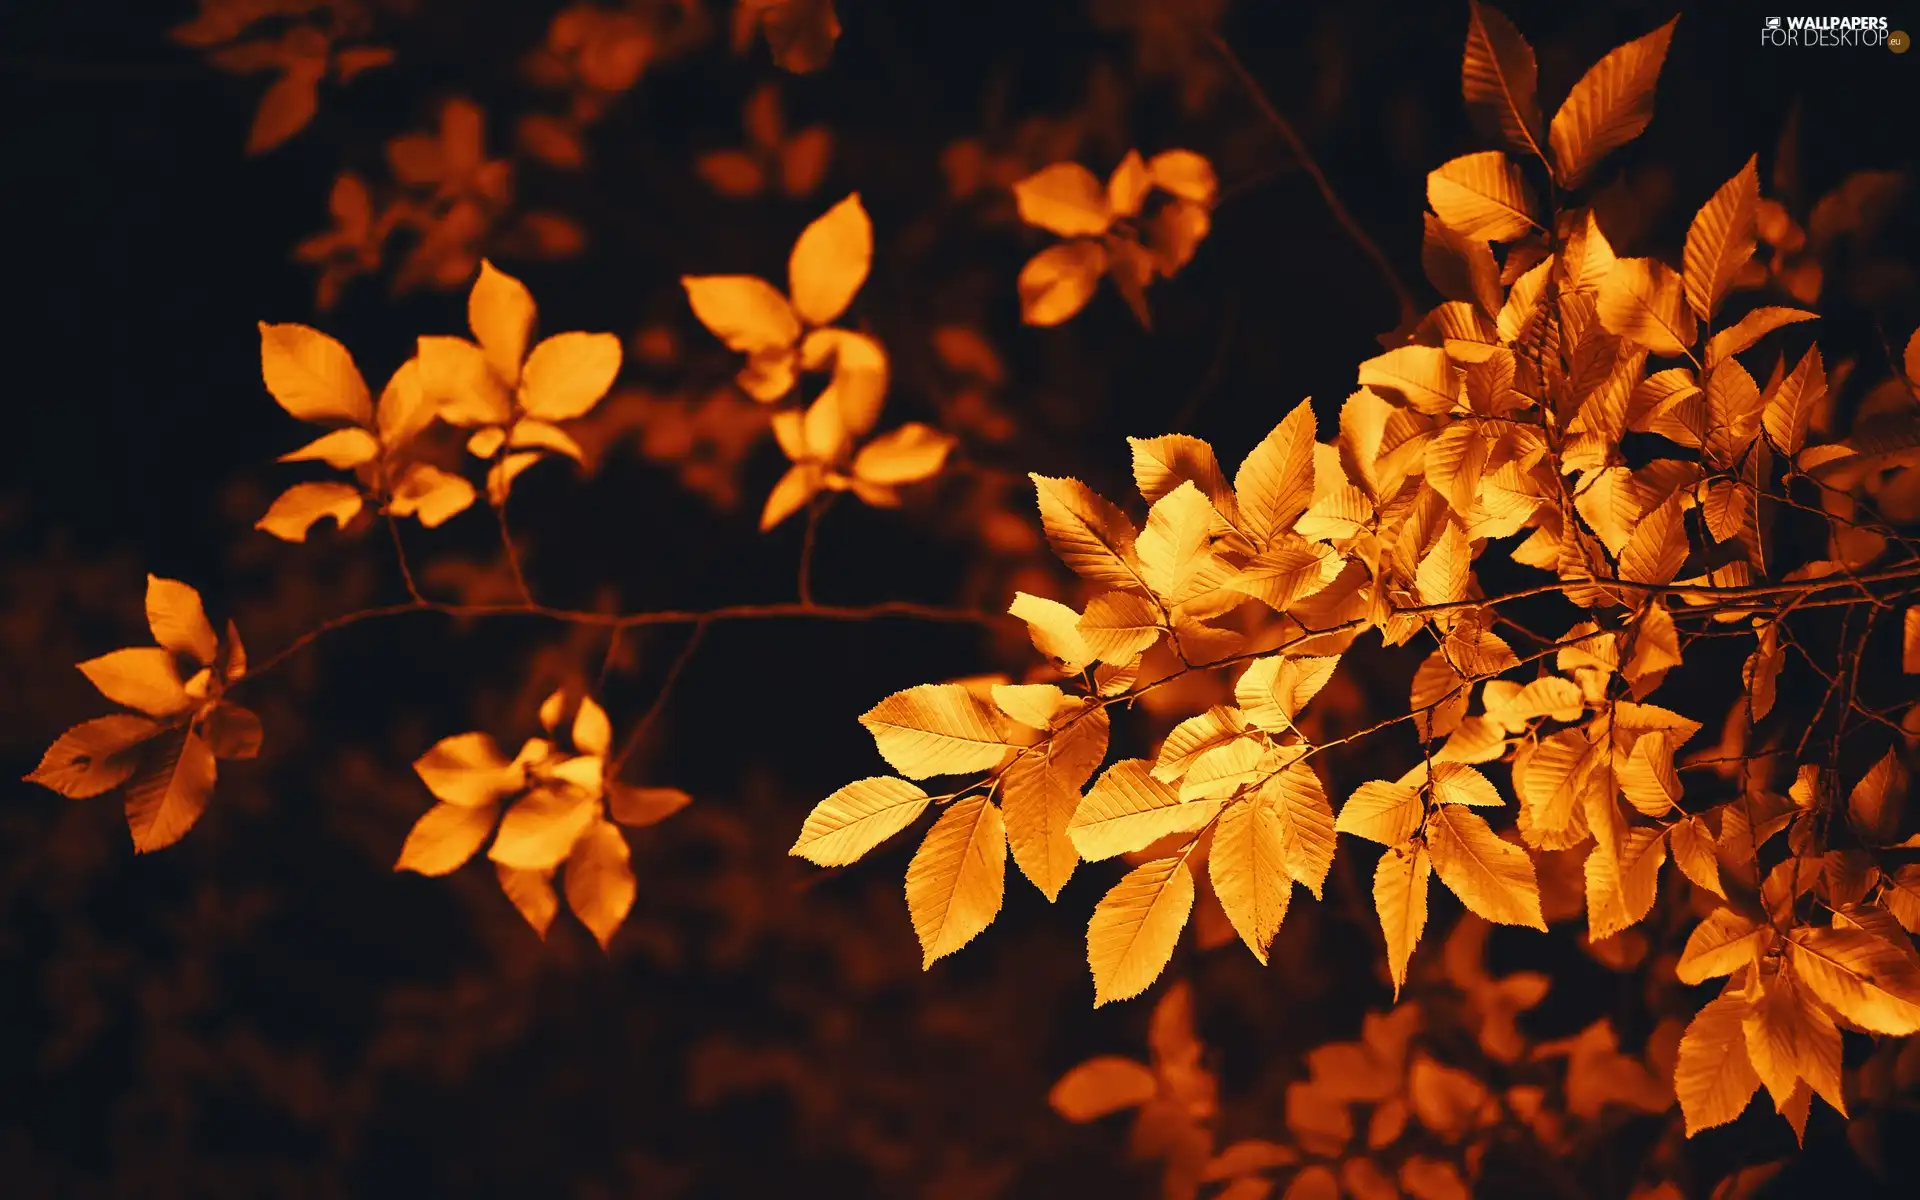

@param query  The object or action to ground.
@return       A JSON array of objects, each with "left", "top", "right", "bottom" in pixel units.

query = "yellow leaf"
[
  {"left": 1030, "top": 475, "right": 1148, "bottom": 593},
  {"left": 852, "top": 422, "right": 954, "bottom": 485},
  {"left": 1210, "top": 790, "right": 1292, "bottom": 963},
  {"left": 1668, "top": 815, "right": 1725, "bottom": 899},
  {"left": 1089, "top": 854, "right": 1195, "bottom": 1006},
  {"left": 1267, "top": 763, "right": 1337, "bottom": 898},
  {"left": 1077, "top": 591, "right": 1163, "bottom": 663},
  {"left": 468, "top": 259, "right": 535, "bottom": 383},
  {"left": 1744, "top": 965, "right": 1844, "bottom": 1114},
  {"left": 1615, "top": 732, "right": 1680, "bottom": 816},
  {"left": 389, "top": 463, "right": 478, "bottom": 528},
  {"left": 1154, "top": 707, "right": 1249, "bottom": 783},
  {"left": 681, "top": 275, "right": 801, "bottom": 352},
  {"left": 1234, "top": 399, "right": 1318, "bottom": 545},
  {"left": 496, "top": 863, "right": 559, "bottom": 938},
  {"left": 1787, "top": 926, "right": 1920, "bottom": 1034},
  {"left": 1337, "top": 781, "right": 1424, "bottom": 846},
  {"left": 760, "top": 461, "right": 825, "bottom": 531},
  {"left": 26, "top": 714, "right": 163, "bottom": 799},
  {"left": 1849, "top": 747, "right": 1906, "bottom": 847},
  {"left": 1427, "top": 151, "right": 1539, "bottom": 241},
  {"left": 395, "top": 800, "right": 498, "bottom": 876},
  {"left": 1223, "top": 537, "right": 1340, "bottom": 612},
  {"left": 1002, "top": 708, "right": 1109, "bottom": 900},
  {"left": 1147, "top": 150, "right": 1218, "bottom": 206},
  {"left": 991, "top": 684, "right": 1068, "bottom": 731},
  {"left": 564, "top": 818, "right": 636, "bottom": 949},
  {"left": 413, "top": 731, "right": 526, "bottom": 807},
  {"left": 1617, "top": 492, "right": 1688, "bottom": 584},
  {"left": 1676, "top": 990, "right": 1761, "bottom": 1135},
  {"left": 1128, "top": 434, "right": 1239, "bottom": 521},
  {"left": 1546, "top": 18, "right": 1677, "bottom": 188},
  {"left": 788, "top": 192, "right": 872, "bottom": 326},
  {"left": 1375, "top": 843, "right": 1431, "bottom": 998},
  {"left": 799, "top": 327, "right": 889, "bottom": 440},
  {"left": 1295, "top": 485, "right": 1374, "bottom": 542},
  {"left": 790, "top": 777, "right": 931, "bottom": 865},
  {"left": 1235, "top": 655, "right": 1340, "bottom": 735},
  {"left": 1429, "top": 761, "right": 1502, "bottom": 808},
  {"left": 1136, "top": 481, "right": 1217, "bottom": 599},
  {"left": 1357, "top": 347, "right": 1460, "bottom": 415},
  {"left": 859, "top": 683, "right": 1010, "bottom": 778},
  {"left": 1761, "top": 345, "right": 1825, "bottom": 457},
  {"left": 279, "top": 427, "right": 381, "bottom": 469},
  {"left": 1683, "top": 156, "right": 1758, "bottom": 320},
  {"left": 1704, "top": 306, "right": 1818, "bottom": 368},
  {"left": 489, "top": 786, "right": 596, "bottom": 871},
  {"left": 1597, "top": 258, "right": 1696, "bottom": 357},
  {"left": 1071, "top": 759, "right": 1220, "bottom": 861},
  {"left": 1427, "top": 804, "right": 1545, "bottom": 929},
  {"left": 124, "top": 726, "right": 217, "bottom": 853},
  {"left": 144, "top": 574, "right": 218, "bottom": 666},
  {"left": 375, "top": 357, "right": 435, "bottom": 448},
  {"left": 1585, "top": 826, "right": 1665, "bottom": 940},
  {"left": 1462, "top": 1, "right": 1543, "bottom": 160},
  {"left": 1905, "top": 606, "right": 1920, "bottom": 674},
  {"left": 1007, "top": 591, "right": 1096, "bottom": 674},
  {"left": 78, "top": 647, "right": 190, "bottom": 717},
  {"left": 1049, "top": 1056, "right": 1157, "bottom": 1120},
  {"left": 1018, "top": 240, "right": 1107, "bottom": 326},
  {"left": 1416, "top": 518, "right": 1471, "bottom": 607},
  {"left": 1106, "top": 149, "right": 1150, "bottom": 218},
  {"left": 1012, "top": 162, "right": 1111, "bottom": 236},
  {"left": 418, "top": 335, "right": 513, "bottom": 426},
  {"left": 606, "top": 785, "right": 691, "bottom": 828},
  {"left": 259, "top": 321, "right": 373, "bottom": 425},
  {"left": 256, "top": 481, "right": 363, "bottom": 542},
  {"left": 519, "top": 331, "right": 622, "bottom": 420},
  {"left": 905, "top": 793, "right": 1006, "bottom": 966},
  {"left": 1677, "top": 908, "right": 1765, "bottom": 986}
]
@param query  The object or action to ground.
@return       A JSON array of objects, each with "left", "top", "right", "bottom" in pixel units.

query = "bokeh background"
[{"left": 2, "top": 0, "right": 1917, "bottom": 1195}]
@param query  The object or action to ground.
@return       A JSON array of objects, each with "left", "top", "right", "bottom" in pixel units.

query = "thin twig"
[
  {"left": 609, "top": 620, "right": 710, "bottom": 778},
  {"left": 798, "top": 493, "right": 830, "bottom": 606},
  {"left": 493, "top": 495, "right": 534, "bottom": 606},
  {"left": 1206, "top": 30, "right": 1419, "bottom": 328}
]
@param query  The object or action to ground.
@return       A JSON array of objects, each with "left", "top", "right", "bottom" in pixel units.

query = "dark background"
[{"left": 1, "top": 0, "right": 1917, "bottom": 1195}]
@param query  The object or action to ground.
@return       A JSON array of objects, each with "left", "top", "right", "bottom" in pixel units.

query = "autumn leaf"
[
  {"left": 790, "top": 777, "right": 932, "bottom": 866},
  {"left": 564, "top": 818, "right": 636, "bottom": 949},
  {"left": 1427, "top": 151, "right": 1539, "bottom": 241},
  {"left": 788, "top": 192, "right": 872, "bottom": 326},
  {"left": 681, "top": 275, "right": 800, "bottom": 352},
  {"left": 1210, "top": 790, "right": 1292, "bottom": 963},
  {"left": 1018, "top": 240, "right": 1108, "bottom": 326},
  {"left": 1676, "top": 990, "right": 1761, "bottom": 1134},
  {"left": 905, "top": 794, "right": 1006, "bottom": 967},
  {"left": 1049, "top": 1056, "right": 1158, "bottom": 1121},
  {"left": 124, "top": 726, "right": 217, "bottom": 853},
  {"left": 259, "top": 321, "right": 373, "bottom": 425},
  {"left": 1546, "top": 18, "right": 1677, "bottom": 188},
  {"left": 26, "top": 714, "right": 163, "bottom": 799},
  {"left": 1786, "top": 925, "right": 1920, "bottom": 1034},
  {"left": 1003, "top": 708, "right": 1109, "bottom": 900},
  {"left": 257, "top": 481, "right": 364, "bottom": 542},
  {"left": 860, "top": 684, "right": 1011, "bottom": 778},
  {"left": 1013, "top": 163, "right": 1111, "bottom": 237},
  {"left": 396, "top": 800, "right": 498, "bottom": 876},
  {"left": 1070, "top": 760, "right": 1218, "bottom": 861},
  {"left": 1030, "top": 475, "right": 1148, "bottom": 593},
  {"left": 1462, "top": 2, "right": 1544, "bottom": 161},
  {"left": 1375, "top": 843, "right": 1432, "bottom": 997},
  {"left": 78, "top": 648, "right": 193, "bottom": 717},
  {"left": 1683, "top": 155, "right": 1758, "bottom": 320},
  {"left": 1089, "top": 854, "right": 1195, "bottom": 1006},
  {"left": 1761, "top": 346, "right": 1826, "bottom": 458},
  {"left": 1597, "top": 258, "right": 1696, "bottom": 357},
  {"left": 1427, "top": 804, "right": 1545, "bottom": 930}
]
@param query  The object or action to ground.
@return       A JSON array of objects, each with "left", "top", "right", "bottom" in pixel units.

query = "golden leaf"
[
  {"left": 1077, "top": 591, "right": 1162, "bottom": 663},
  {"left": 1743, "top": 965, "right": 1844, "bottom": 1114},
  {"left": 1429, "top": 761, "right": 1502, "bottom": 808},
  {"left": 1089, "top": 854, "right": 1195, "bottom": 1006},
  {"left": 1233, "top": 399, "right": 1318, "bottom": 544},
  {"left": 859, "top": 683, "right": 1011, "bottom": 778},
  {"left": 1267, "top": 764, "right": 1337, "bottom": 898},
  {"left": 1018, "top": 240, "right": 1107, "bottom": 326},
  {"left": 496, "top": 863, "right": 558, "bottom": 938},
  {"left": 851, "top": 422, "right": 955, "bottom": 485},
  {"left": 247, "top": 63, "right": 321, "bottom": 155},
  {"left": 280, "top": 427, "right": 381, "bottom": 469},
  {"left": 375, "top": 357, "right": 434, "bottom": 448},
  {"left": 1209, "top": 789, "right": 1292, "bottom": 962},
  {"left": 1049, "top": 1056, "right": 1157, "bottom": 1121},
  {"left": 468, "top": 259, "right": 535, "bottom": 382},
  {"left": 1704, "top": 306, "right": 1818, "bottom": 368},
  {"left": 519, "top": 331, "right": 622, "bottom": 420},
  {"left": 1906, "top": 606, "right": 1920, "bottom": 674},
  {"left": 991, "top": 684, "right": 1068, "bottom": 731},
  {"left": 26, "top": 714, "right": 163, "bottom": 799},
  {"left": 1136, "top": 481, "right": 1217, "bottom": 600},
  {"left": 1683, "top": 155, "right": 1758, "bottom": 320},
  {"left": 1007, "top": 591, "right": 1096, "bottom": 674},
  {"left": 564, "top": 818, "right": 636, "bottom": 949},
  {"left": 1427, "top": 804, "right": 1545, "bottom": 929},
  {"left": 1427, "top": 151, "right": 1539, "bottom": 241},
  {"left": 124, "top": 726, "right": 217, "bottom": 853},
  {"left": 1667, "top": 815, "right": 1725, "bottom": 899},
  {"left": 1617, "top": 492, "right": 1688, "bottom": 584},
  {"left": 1615, "top": 732, "right": 1680, "bottom": 816},
  {"left": 1154, "top": 707, "right": 1249, "bottom": 783},
  {"left": 788, "top": 192, "right": 871, "bottom": 326},
  {"left": 413, "top": 731, "right": 526, "bottom": 807},
  {"left": 1129, "top": 434, "right": 1239, "bottom": 521},
  {"left": 790, "top": 777, "right": 931, "bottom": 866},
  {"left": 1743, "top": 621, "right": 1783, "bottom": 722},
  {"left": 1337, "top": 781, "right": 1424, "bottom": 846},
  {"left": 1295, "top": 485, "right": 1374, "bottom": 542},
  {"left": 256, "top": 481, "right": 364, "bottom": 542},
  {"left": 1358, "top": 346, "right": 1461, "bottom": 415},
  {"left": 1761, "top": 345, "right": 1826, "bottom": 457},
  {"left": 1462, "top": 2, "right": 1543, "bottom": 161},
  {"left": 606, "top": 785, "right": 691, "bottom": 828},
  {"left": 1415, "top": 518, "right": 1470, "bottom": 606},
  {"left": 78, "top": 647, "right": 191, "bottom": 717},
  {"left": 258, "top": 321, "right": 373, "bottom": 425},
  {"left": 1012, "top": 162, "right": 1111, "bottom": 237},
  {"left": 1849, "top": 747, "right": 1906, "bottom": 847},
  {"left": 1030, "top": 475, "right": 1149, "bottom": 593},
  {"left": 1786, "top": 925, "right": 1920, "bottom": 1034},
  {"left": 419, "top": 335, "right": 513, "bottom": 426},
  {"left": 1003, "top": 708, "right": 1109, "bottom": 900},
  {"left": 905, "top": 793, "right": 1006, "bottom": 966},
  {"left": 1234, "top": 655, "right": 1340, "bottom": 735},
  {"left": 1071, "top": 760, "right": 1219, "bottom": 861},
  {"left": 489, "top": 786, "right": 596, "bottom": 871},
  {"left": 1546, "top": 18, "right": 1677, "bottom": 188},
  {"left": 1223, "top": 538, "right": 1340, "bottom": 612},
  {"left": 681, "top": 275, "right": 800, "bottom": 352},
  {"left": 1596, "top": 258, "right": 1696, "bottom": 357},
  {"left": 1147, "top": 150, "right": 1218, "bottom": 206},
  {"left": 1585, "top": 826, "right": 1665, "bottom": 940},
  {"left": 395, "top": 800, "right": 498, "bottom": 876},
  {"left": 1375, "top": 843, "right": 1432, "bottom": 997},
  {"left": 1676, "top": 990, "right": 1761, "bottom": 1135},
  {"left": 1107, "top": 150, "right": 1151, "bottom": 218},
  {"left": 389, "top": 463, "right": 477, "bottom": 527}
]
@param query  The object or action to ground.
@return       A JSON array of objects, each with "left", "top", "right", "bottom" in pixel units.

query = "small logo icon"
[
  {"left": 1892, "top": 29, "right": 1911, "bottom": 52},
  {"left": 1765, "top": 16, "right": 1782, "bottom": 30}
]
